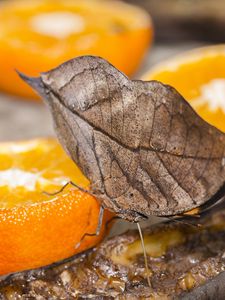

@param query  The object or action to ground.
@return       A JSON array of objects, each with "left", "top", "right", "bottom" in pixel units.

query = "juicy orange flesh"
[
  {"left": 0, "top": 138, "right": 113, "bottom": 275},
  {"left": 148, "top": 54, "right": 225, "bottom": 132},
  {"left": 0, "top": 139, "right": 89, "bottom": 208},
  {"left": 0, "top": 0, "right": 151, "bottom": 99},
  {"left": 0, "top": 1, "right": 149, "bottom": 41}
]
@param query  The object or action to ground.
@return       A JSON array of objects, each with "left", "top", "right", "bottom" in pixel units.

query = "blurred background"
[
  {"left": 126, "top": 0, "right": 225, "bottom": 43},
  {"left": 1, "top": 0, "right": 224, "bottom": 141}
]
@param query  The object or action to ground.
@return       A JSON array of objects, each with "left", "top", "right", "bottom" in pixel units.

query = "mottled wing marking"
[{"left": 21, "top": 56, "right": 225, "bottom": 221}]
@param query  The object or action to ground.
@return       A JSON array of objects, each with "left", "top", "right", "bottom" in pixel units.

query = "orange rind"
[
  {"left": 0, "top": 138, "right": 112, "bottom": 275},
  {"left": 143, "top": 45, "right": 225, "bottom": 132},
  {"left": 0, "top": 0, "right": 152, "bottom": 99}
]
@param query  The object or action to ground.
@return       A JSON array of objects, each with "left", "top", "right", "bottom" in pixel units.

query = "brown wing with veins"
[{"left": 19, "top": 56, "right": 225, "bottom": 221}]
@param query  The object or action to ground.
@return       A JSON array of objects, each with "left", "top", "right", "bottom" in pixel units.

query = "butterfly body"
[{"left": 20, "top": 56, "right": 225, "bottom": 222}]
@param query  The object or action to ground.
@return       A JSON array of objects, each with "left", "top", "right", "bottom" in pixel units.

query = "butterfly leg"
[
  {"left": 75, "top": 206, "right": 105, "bottom": 249},
  {"left": 43, "top": 181, "right": 91, "bottom": 196}
]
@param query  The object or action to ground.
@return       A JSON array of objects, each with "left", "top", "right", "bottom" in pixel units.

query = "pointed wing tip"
[
  {"left": 16, "top": 70, "right": 47, "bottom": 98},
  {"left": 16, "top": 70, "right": 38, "bottom": 87},
  {"left": 16, "top": 71, "right": 32, "bottom": 89}
]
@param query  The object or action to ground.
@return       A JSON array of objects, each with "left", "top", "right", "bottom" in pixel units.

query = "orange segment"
[
  {"left": 0, "top": 138, "right": 112, "bottom": 275},
  {"left": 143, "top": 45, "right": 225, "bottom": 132},
  {"left": 0, "top": 0, "right": 152, "bottom": 99}
]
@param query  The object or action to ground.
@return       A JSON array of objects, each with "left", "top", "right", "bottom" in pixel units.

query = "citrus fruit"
[
  {"left": 143, "top": 45, "right": 225, "bottom": 133},
  {"left": 0, "top": 0, "right": 152, "bottom": 99},
  {"left": 0, "top": 138, "right": 112, "bottom": 275}
]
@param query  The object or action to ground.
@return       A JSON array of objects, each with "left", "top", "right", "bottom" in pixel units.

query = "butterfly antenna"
[{"left": 137, "top": 222, "right": 152, "bottom": 289}]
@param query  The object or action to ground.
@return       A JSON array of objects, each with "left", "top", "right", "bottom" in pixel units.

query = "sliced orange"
[
  {"left": 0, "top": 0, "right": 152, "bottom": 100},
  {"left": 0, "top": 138, "right": 112, "bottom": 275},
  {"left": 143, "top": 45, "right": 225, "bottom": 133}
]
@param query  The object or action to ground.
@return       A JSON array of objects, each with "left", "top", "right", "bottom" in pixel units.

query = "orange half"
[
  {"left": 143, "top": 45, "right": 225, "bottom": 133},
  {"left": 0, "top": 138, "right": 112, "bottom": 275},
  {"left": 0, "top": 0, "right": 152, "bottom": 99}
]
